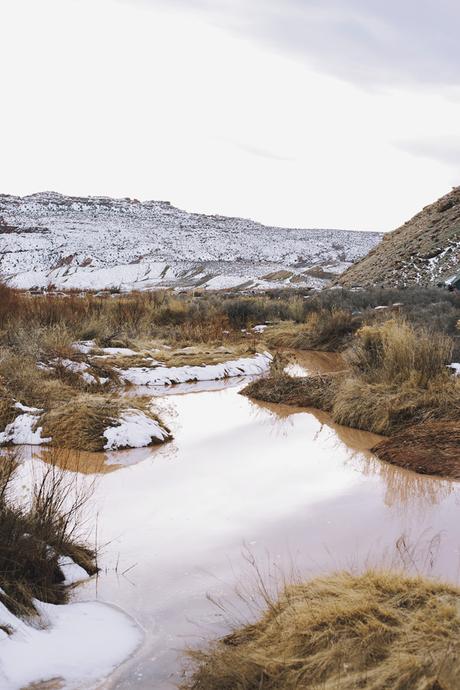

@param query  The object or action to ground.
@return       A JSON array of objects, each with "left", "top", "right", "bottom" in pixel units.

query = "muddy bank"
[{"left": 373, "top": 421, "right": 460, "bottom": 479}]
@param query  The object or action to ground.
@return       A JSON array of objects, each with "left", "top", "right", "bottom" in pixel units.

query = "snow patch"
[
  {"left": 0, "top": 413, "right": 49, "bottom": 446},
  {"left": 119, "top": 352, "right": 273, "bottom": 386},
  {"left": 103, "top": 410, "right": 170, "bottom": 450},
  {"left": 57, "top": 556, "right": 90, "bottom": 585},
  {"left": 0, "top": 598, "right": 142, "bottom": 690}
]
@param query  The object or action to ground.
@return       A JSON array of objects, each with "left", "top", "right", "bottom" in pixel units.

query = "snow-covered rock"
[
  {"left": 119, "top": 351, "right": 273, "bottom": 386},
  {"left": 0, "top": 191, "right": 381, "bottom": 291}
]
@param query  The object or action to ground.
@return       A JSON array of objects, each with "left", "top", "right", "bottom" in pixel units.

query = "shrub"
[{"left": 0, "top": 451, "right": 96, "bottom": 616}]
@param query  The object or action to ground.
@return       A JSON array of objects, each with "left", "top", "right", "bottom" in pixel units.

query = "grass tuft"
[
  {"left": 183, "top": 570, "right": 460, "bottom": 690},
  {"left": 0, "top": 450, "right": 97, "bottom": 617}
]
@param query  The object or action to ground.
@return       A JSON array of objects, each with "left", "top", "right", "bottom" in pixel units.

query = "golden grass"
[
  {"left": 183, "top": 570, "right": 460, "bottom": 690},
  {"left": 245, "top": 320, "right": 460, "bottom": 439},
  {"left": 39, "top": 395, "right": 122, "bottom": 452},
  {"left": 266, "top": 309, "right": 359, "bottom": 352},
  {"left": 38, "top": 394, "right": 170, "bottom": 451}
]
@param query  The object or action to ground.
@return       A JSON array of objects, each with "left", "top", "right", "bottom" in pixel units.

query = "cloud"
[
  {"left": 395, "top": 136, "right": 460, "bottom": 166},
  {"left": 130, "top": 0, "right": 460, "bottom": 87}
]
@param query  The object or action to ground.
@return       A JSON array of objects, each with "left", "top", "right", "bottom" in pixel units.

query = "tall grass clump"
[
  {"left": 245, "top": 319, "right": 460, "bottom": 437},
  {"left": 183, "top": 569, "right": 460, "bottom": 690},
  {"left": 267, "top": 309, "right": 359, "bottom": 351},
  {"left": 0, "top": 451, "right": 96, "bottom": 617},
  {"left": 332, "top": 320, "right": 460, "bottom": 434}
]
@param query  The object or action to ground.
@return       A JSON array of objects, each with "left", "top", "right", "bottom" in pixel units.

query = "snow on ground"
[
  {"left": 0, "top": 405, "right": 49, "bottom": 446},
  {"left": 119, "top": 352, "right": 273, "bottom": 386},
  {"left": 0, "top": 598, "right": 142, "bottom": 690},
  {"left": 0, "top": 192, "right": 381, "bottom": 291},
  {"left": 96, "top": 347, "right": 138, "bottom": 356},
  {"left": 449, "top": 363, "right": 460, "bottom": 375},
  {"left": 104, "top": 410, "right": 171, "bottom": 450},
  {"left": 72, "top": 340, "right": 96, "bottom": 354}
]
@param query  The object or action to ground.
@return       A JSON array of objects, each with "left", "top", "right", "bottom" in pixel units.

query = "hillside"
[
  {"left": 0, "top": 192, "right": 381, "bottom": 292},
  {"left": 338, "top": 187, "right": 460, "bottom": 288}
]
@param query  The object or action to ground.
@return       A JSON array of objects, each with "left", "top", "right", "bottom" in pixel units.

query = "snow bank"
[
  {"left": 119, "top": 351, "right": 273, "bottom": 386},
  {"left": 0, "top": 405, "right": 49, "bottom": 446},
  {"left": 103, "top": 409, "right": 171, "bottom": 450},
  {"left": 0, "top": 598, "right": 142, "bottom": 690}
]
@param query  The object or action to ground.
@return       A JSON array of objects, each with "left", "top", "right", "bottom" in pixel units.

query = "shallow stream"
[{"left": 26, "top": 352, "right": 460, "bottom": 689}]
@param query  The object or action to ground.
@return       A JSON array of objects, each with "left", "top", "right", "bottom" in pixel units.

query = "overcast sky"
[{"left": 1, "top": 0, "right": 459, "bottom": 231}]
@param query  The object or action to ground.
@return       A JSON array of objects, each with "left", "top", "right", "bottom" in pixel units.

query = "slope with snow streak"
[{"left": 0, "top": 192, "right": 382, "bottom": 291}]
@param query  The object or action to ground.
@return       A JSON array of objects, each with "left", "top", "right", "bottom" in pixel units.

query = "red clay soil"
[{"left": 372, "top": 421, "right": 460, "bottom": 479}]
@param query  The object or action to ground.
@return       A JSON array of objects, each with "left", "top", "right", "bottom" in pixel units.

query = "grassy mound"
[
  {"left": 39, "top": 395, "right": 122, "bottom": 451},
  {"left": 39, "top": 395, "right": 170, "bottom": 451},
  {"left": 372, "top": 421, "right": 460, "bottom": 479},
  {"left": 183, "top": 570, "right": 460, "bottom": 690},
  {"left": 245, "top": 320, "right": 460, "bottom": 437},
  {"left": 0, "top": 452, "right": 97, "bottom": 617},
  {"left": 243, "top": 373, "right": 339, "bottom": 411}
]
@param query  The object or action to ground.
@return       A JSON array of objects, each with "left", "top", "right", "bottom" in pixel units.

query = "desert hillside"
[
  {"left": 338, "top": 187, "right": 460, "bottom": 288},
  {"left": 0, "top": 192, "right": 380, "bottom": 291}
]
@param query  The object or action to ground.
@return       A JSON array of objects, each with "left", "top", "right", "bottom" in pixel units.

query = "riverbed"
[{"left": 24, "top": 353, "right": 460, "bottom": 689}]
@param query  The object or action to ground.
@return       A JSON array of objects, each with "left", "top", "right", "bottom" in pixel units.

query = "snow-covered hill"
[{"left": 0, "top": 192, "right": 381, "bottom": 291}]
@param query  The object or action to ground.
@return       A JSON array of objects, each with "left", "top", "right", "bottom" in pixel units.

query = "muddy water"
[{"left": 28, "top": 353, "right": 460, "bottom": 689}]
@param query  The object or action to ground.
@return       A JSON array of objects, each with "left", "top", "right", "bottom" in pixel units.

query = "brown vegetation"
[
  {"left": 244, "top": 320, "right": 460, "bottom": 436},
  {"left": 243, "top": 372, "right": 339, "bottom": 411},
  {"left": 372, "top": 421, "right": 460, "bottom": 479},
  {"left": 39, "top": 395, "right": 169, "bottom": 452},
  {"left": 183, "top": 570, "right": 460, "bottom": 690},
  {"left": 267, "top": 308, "right": 360, "bottom": 351},
  {"left": 0, "top": 451, "right": 97, "bottom": 617}
]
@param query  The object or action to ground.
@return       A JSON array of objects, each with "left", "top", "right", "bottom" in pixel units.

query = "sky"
[{"left": 1, "top": 0, "right": 459, "bottom": 231}]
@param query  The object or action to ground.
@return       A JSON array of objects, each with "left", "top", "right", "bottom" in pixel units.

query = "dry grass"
[
  {"left": 39, "top": 395, "right": 122, "bottom": 452},
  {"left": 267, "top": 309, "right": 360, "bottom": 352},
  {"left": 37, "top": 395, "right": 168, "bottom": 452},
  {"left": 245, "top": 319, "right": 460, "bottom": 439},
  {"left": 183, "top": 570, "right": 460, "bottom": 690},
  {"left": 333, "top": 320, "right": 460, "bottom": 434},
  {"left": 0, "top": 451, "right": 97, "bottom": 617},
  {"left": 243, "top": 373, "right": 339, "bottom": 411},
  {"left": 372, "top": 421, "right": 460, "bottom": 479}
]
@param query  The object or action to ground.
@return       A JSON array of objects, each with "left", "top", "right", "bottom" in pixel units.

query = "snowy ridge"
[{"left": 0, "top": 191, "right": 381, "bottom": 291}]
